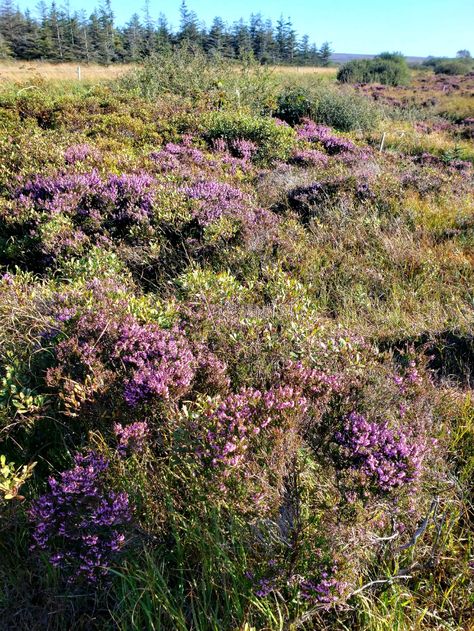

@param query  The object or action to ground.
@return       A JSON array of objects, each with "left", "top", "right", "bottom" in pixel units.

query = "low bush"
[
  {"left": 313, "top": 86, "right": 381, "bottom": 131},
  {"left": 433, "top": 58, "right": 474, "bottom": 75},
  {"left": 200, "top": 111, "right": 296, "bottom": 163},
  {"left": 275, "top": 85, "right": 380, "bottom": 131},
  {"left": 338, "top": 52, "right": 410, "bottom": 86},
  {"left": 275, "top": 87, "right": 316, "bottom": 125}
]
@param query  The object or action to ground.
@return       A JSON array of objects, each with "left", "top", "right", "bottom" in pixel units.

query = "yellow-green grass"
[{"left": 0, "top": 61, "right": 136, "bottom": 83}]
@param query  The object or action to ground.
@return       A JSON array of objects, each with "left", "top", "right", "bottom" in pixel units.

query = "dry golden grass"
[
  {"left": 271, "top": 65, "right": 337, "bottom": 76},
  {"left": 0, "top": 61, "right": 337, "bottom": 84},
  {"left": 0, "top": 61, "right": 135, "bottom": 83}
]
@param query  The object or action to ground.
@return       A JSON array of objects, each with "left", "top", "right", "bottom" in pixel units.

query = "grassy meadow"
[{"left": 0, "top": 53, "right": 472, "bottom": 630}]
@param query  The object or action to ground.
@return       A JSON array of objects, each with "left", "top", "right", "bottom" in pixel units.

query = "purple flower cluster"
[
  {"left": 334, "top": 412, "right": 425, "bottom": 491},
  {"left": 1, "top": 272, "right": 14, "bottom": 285},
  {"left": 284, "top": 361, "right": 343, "bottom": 398},
  {"left": 29, "top": 451, "right": 131, "bottom": 584},
  {"left": 414, "top": 152, "right": 472, "bottom": 173},
  {"left": 211, "top": 137, "right": 258, "bottom": 161},
  {"left": 182, "top": 179, "right": 260, "bottom": 227},
  {"left": 150, "top": 142, "right": 205, "bottom": 172},
  {"left": 16, "top": 170, "right": 156, "bottom": 229},
  {"left": 64, "top": 143, "right": 101, "bottom": 165},
  {"left": 291, "top": 148, "right": 329, "bottom": 167},
  {"left": 298, "top": 572, "right": 342, "bottom": 606},
  {"left": 10, "top": 170, "right": 160, "bottom": 264},
  {"left": 253, "top": 561, "right": 343, "bottom": 607},
  {"left": 296, "top": 120, "right": 357, "bottom": 155},
  {"left": 393, "top": 359, "right": 422, "bottom": 393},
  {"left": 198, "top": 386, "right": 307, "bottom": 475},
  {"left": 114, "top": 421, "right": 149, "bottom": 456},
  {"left": 114, "top": 322, "right": 196, "bottom": 406}
]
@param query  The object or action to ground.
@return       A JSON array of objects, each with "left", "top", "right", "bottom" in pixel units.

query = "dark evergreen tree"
[
  {"left": 318, "top": 41, "right": 332, "bottom": 66},
  {"left": 178, "top": 1, "right": 201, "bottom": 47},
  {"left": 155, "top": 13, "right": 172, "bottom": 52},
  {"left": 231, "top": 19, "right": 252, "bottom": 59},
  {"left": 297, "top": 34, "right": 310, "bottom": 65},
  {"left": 0, "top": 2, "right": 325, "bottom": 65},
  {"left": 206, "top": 16, "right": 226, "bottom": 56},
  {"left": 123, "top": 13, "right": 144, "bottom": 61}
]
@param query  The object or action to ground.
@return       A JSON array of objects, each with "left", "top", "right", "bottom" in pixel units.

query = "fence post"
[{"left": 77, "top": 66, "right": 81, "bottom": 81}]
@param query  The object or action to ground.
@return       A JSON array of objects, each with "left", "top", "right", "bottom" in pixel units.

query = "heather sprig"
[
  {"left": 196, "top": 385, "right": 308, "bottom": 477},
  {"left": 114, "top": 421, "right": 150, "bottom": 457},
  {"left": 334, "top": 412, "right": 426, "bottom": 492},
  {"left": 29, "top": 451, "right": 131, "bottom": 584}
]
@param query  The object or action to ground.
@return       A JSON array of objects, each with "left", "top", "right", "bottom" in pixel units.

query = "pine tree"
[
  {"left": 49, "top": 1, "right": 64, "bottom": 60},
  {"left": 231, "top": 19, "right": 251, "bottom": 59},
  {"left": 141, "top": 0, "right": 155, "bottom": 57},
  {"left": 297, "top": 34, "right": 310, "bottom": 66},
  {"left": 178, "top": 1, "right": 201, "bottom": 47},
  {"left": 155, "top": 13, "right": 172, "bottom": 52},
  {"left": 0, "top": 0, "right": 31, "bottom": 58},
  {"left": 97, "top": 0, "right": 115, "bottom": 63},
  {"left": 36, "top": 1, "right": 54, "bottom": 59},
  {"left": 0, "top": 31, "right": 11, "bottom": 57},
  {"left": 285, "top": 17, "right": 297, "bottom": 64},
  {"left": 123, "top": 13, "right": 143, "bottom": 61},
  {"left": 318, "top": 41, "right": 332, "bottom": 66},
  {"left": 206, "top": 17, "right": 227, "bottom": 56}
]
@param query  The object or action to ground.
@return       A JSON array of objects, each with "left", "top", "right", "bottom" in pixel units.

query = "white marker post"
[{"left": 77, "top": 66, "right": 82, "bottom": 81}]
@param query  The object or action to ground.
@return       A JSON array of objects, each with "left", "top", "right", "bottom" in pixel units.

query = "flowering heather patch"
[
  {"left": 252, "top": 558, "right": 343, "bottom": 607},
  {"left": 196, "top": 385, "right": 307, "bottom": 476},
  {"left": 230, "top": 139, "right": 258, "bottom": 161},
  {"left": 114, "top": 421, "right": 149, "bottom": 457},
  {"left": 334, "top": 412, "right": 426, "bottom": 492},
  {"left": 283, "top": 361, "right": 343, "bottom": 398},
  {"left": 210, "top": 139, "right": 255, "bottom": 173},
  {"left": 296, "top": 120, "right": 357, "bottom": 154},
  {"left": 298, "top": 573, "right": 343, "bottom": 606},
  {"left": 291, "top": 149, "right": 329, "bottom": 167},
  {"left": 287, "top": 177, "right": 357, "bottom": 215},
  {"left": 15, "top": 170, "right": 156, "bottom": 230},
  {"left": 181, "top": 179, "right": 270, "bottom": 229},
  {"left": 149, "top": 142, "right": 205, "bottom": 172},
  {"left": 29, "top": 451, "right": 131, "bottom": 584},
  {"left": 393, "top": 359, "right": 423, "bottom": 393},
  {"left": 114, "top": 321, "right": 196, "bottom": 406},
  {"left": 64, "top": 143, "right": 101, "bottom": 165}
]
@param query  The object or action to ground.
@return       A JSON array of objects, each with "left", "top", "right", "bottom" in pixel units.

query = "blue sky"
[{"left": 21, "top": 0, "right": 474, "bottom": 57}]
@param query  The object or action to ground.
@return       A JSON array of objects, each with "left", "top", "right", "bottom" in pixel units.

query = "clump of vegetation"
[
  {"left": 423, "top": 51, "right": 474, "bottom": 75},
  {"left": 338, "top": 52, "right": 410, "bottom": 85},
  {"left": 275, "top": 84, "right": 381, "bottom": 131},
  {"left": 0, "top": 52, "right": 473, "bottom": 631}
]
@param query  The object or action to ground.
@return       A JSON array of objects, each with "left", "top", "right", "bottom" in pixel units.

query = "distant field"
[
  {"left": 272, "top": 65, "right": 338, "bottom": 75},
  {"left": 0, "top": 61, "right": 337, "bottom": 84},
  {"left": 0, "top": 61, "right": 135, "bottom": 83}
]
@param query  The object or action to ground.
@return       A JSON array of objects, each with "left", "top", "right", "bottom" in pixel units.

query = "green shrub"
[
  {"left": 201, "top": 111, "right": 296, "bottom": 163},
  {"left": 314, "top": 87, "right": 381, "bottom": 131},
  {"left": 275, "top": 87, "right": 316, "bottom": 125},
  {"left": 117, "top": 46, "right": 227, "bottom": 102},
  {"left": 337, "top": 52, "right": 410, "bottom": 86},
  {"left": 117, "top": 47, "right": 278, "bottom": 114},
  {"left": 433, "top": 59, "right": 474, "bottom": 75}
]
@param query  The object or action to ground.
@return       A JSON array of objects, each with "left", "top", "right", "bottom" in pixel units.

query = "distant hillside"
[{"left": 331, "top": 52, "right": 427, "bottom": 64}]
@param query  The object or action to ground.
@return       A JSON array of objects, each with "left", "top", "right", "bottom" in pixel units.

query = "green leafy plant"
[{"left": 0, "top": 455, "right": 36, "bottom": 501}]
